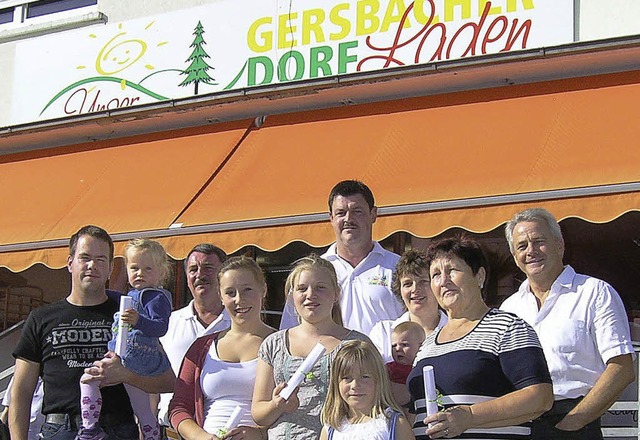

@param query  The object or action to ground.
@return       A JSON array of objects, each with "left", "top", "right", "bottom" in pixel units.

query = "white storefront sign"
[{"left": 11, "top": 0, "right": 573, "bottom": 125}]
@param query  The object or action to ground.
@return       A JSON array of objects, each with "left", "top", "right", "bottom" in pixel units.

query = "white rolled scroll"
[
  {"left": 114, "top": 295, "right": 133, "bottom": 357},
  {"left": 215, "top": 405, "right": 244, "bottom": 438},
  {"left": 423, "top": 365, "right": 438, "bottom": 425},
  {"left": 279, "top": 342, "right": 326, "bottom": 401}
]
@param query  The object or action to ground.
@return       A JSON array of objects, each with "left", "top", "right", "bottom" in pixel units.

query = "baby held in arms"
[{"left": 387, "top": 322, "right": 425, "bottom": 407}]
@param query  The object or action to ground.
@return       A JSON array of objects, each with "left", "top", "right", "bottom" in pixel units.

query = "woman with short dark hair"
[{"left": 408, "top": 236, "right": 553, "bottom": 439}]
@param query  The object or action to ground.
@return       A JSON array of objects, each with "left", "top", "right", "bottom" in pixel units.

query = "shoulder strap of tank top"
[{"left": 388, "top": 410, "right": 400, "bottom": 440}]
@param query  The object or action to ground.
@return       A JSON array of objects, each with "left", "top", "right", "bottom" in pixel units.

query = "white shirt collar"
[
  {"left": 175, "top": 299, "right": 230, "bottom": 326},
  {"left": 324, "top": 240, "right": 384, "bottom": 260},
  {"left": 521, "top": 265, "right": 575, "bottom": 298}
]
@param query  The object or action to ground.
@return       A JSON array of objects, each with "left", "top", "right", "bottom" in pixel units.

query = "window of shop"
[
  {"left": 0, "top": 6, "right": 13, "bottom": 24},
  {"left": 0, "top": 0, "right": 104, "bottom": 42},
  {"left": 24, "top": 0, "right": 97, "bottom": 18}
]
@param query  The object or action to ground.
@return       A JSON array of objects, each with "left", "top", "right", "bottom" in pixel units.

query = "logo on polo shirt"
[{"left": 369, "top": 275, "right": 389, "bottom": 287}]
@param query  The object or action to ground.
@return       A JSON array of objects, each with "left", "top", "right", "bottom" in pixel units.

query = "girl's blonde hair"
[
  {"left": 321, "top": 340, "right": 402, "bottom": 428},
  {"left": 284, "top": 254, "right": 342, "bottom": 325},
  {"left": 217, "top": 255, "right": 266, "bottom": 287},
  {"left": 124, "top": 238, "right": 172, "bottom": 288}
]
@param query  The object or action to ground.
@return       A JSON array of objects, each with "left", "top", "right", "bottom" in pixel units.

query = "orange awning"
[
  {"left": 174, "top": 72, "right": 640, "bottom": 237},
  {"left": 0, "top": 121, "right": 252, "bottom": 269},
  {"left": 1, "top": 71, "right": 639, "bottom": 270},
  {"left": 178, "top": 73, "right": 640, "bottom": 226}
]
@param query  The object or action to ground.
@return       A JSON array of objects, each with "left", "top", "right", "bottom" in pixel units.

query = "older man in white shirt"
[
  {"left": 501, "top": 208, "right": 634, "bottom": 440},
  {"left": 157, "top": 244, "right": 231, "bottom": 429}
]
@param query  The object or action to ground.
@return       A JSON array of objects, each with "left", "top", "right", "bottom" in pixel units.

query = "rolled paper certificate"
[
  {"left": 279, "top": 342, "right": 326, "bottom": 400},
  {"left": 423, "top": 365, "right": 438, "bottom": 425},
  {"left": 114, "top": 295, "right": 134, "bottom": 357},
  {"left": 215, "top": 405, "right": 244, "bottom": 438}
]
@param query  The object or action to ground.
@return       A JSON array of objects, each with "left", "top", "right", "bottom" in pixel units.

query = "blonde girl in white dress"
[{"left": 320, "top": 340, "right": 415, "bottom": 440}]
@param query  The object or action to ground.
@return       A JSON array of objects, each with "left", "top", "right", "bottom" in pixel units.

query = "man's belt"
[
  {"left": 45, "top": 412, "right": 133, "bottom": 431},
  {"left": 44, "top": 414, "right": 83, "bottom": 431}
]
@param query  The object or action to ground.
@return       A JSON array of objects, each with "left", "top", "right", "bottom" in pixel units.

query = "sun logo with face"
[
  {"left": 75, "top": 21, "right": 168, "bottom": 88},
  {"left": 41, "top": 19, "right": 191, "bottom": 116}
]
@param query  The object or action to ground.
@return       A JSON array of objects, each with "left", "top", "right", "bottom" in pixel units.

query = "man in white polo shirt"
[
  {"left": 157, "top": 243, "right": 231, "bottom": 430},
  {"left": 281, "top": 180, "right": 404, "bottom": 334},
  {"left": 501, "top": 208, "right": 634, "bottom": 440}
]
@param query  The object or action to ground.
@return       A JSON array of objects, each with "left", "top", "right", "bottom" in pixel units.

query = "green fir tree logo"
[{"left": 180, "top": 21, "right": 216, "bottom": 94}]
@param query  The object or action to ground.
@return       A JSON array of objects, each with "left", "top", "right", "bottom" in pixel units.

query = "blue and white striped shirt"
[{"left": 408, "top": 308, "right": 551, "bottom": 439}]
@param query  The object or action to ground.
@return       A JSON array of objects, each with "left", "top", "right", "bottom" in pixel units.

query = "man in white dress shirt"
[
  {"left": 157, "top": 244, "right": 231, "bottom": 429},
  {"left": 280, "top": 180, "right": 404, "bottom": 334},
  {"left": 501, "top": 208, "right": 634, "bottom": 440}
]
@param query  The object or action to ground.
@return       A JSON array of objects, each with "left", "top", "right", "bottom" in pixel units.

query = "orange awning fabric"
[
  {"left": 374, "top": 191, "right": 640, "bottom": 239},
  {"left": 153, "top": 190, "right": 640, "bottom": 256},
  {"left": 177, "top": 71, "right": 640, "bottom": 226},
  {"left": 4, "top": 191, "right": 638, "bottom": 271},
  {"left": 0, "top": 121, "right": 252, "bottom": 270},
  {"left": 2, "top": 71, "right": 640, "bottom": 270}
]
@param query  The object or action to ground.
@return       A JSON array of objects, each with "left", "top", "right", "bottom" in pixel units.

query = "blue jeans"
[{"left": 39, "top": 415, "right": 138, "bottom": 440}]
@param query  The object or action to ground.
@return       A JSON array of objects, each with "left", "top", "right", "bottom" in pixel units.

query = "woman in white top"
[{"left": 169, "top": 256, "right": 274, "bottom": 440}]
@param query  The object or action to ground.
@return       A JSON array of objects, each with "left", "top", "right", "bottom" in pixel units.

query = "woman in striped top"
[{"left": 407, "top": 236, "right": 553, "bottom": 439}]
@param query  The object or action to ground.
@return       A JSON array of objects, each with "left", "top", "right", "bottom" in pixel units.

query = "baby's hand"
[{"left": 120, "top": 308, "right": 139, "bottom": 327}]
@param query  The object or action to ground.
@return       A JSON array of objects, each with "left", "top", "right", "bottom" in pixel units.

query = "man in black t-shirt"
[{"left": 10, "top": 226, "right": 175, "bottom": 440}]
